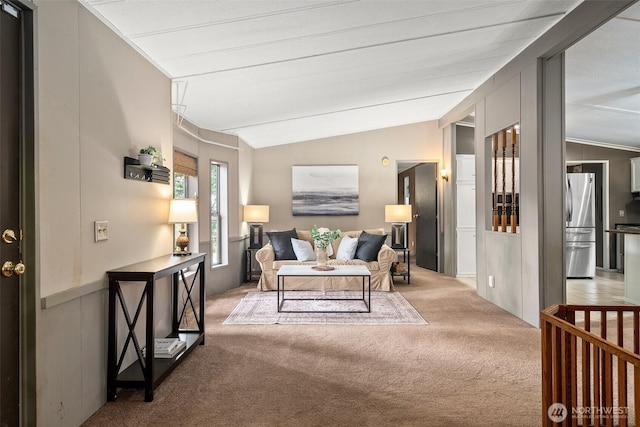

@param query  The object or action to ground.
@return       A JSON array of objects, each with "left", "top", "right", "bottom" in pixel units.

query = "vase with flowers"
[{"left": 310, "top": 225, "right": 341, "bottom": 269}]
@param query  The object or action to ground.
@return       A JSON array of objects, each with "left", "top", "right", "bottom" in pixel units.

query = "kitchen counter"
[
  {"left": 606, "top": 229, "right": 640, "bottom": 304},
  {"left": 606, "top": 229, "right": 640, "bottom": 235}
]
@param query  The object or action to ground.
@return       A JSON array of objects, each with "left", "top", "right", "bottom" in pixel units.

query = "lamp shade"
[
  {"left": 243, "top": 205, "right": 269, "bottom": 223},
  {"left": 168, "top": 199, "right": 198, "bottom": 224},
  {"left": 385, "top": 205, "right": 412, "bottom": 223}
]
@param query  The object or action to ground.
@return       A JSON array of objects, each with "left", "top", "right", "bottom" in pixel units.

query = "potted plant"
[
  {"left": 138, "top": 145, "right": 159, "bottom": 166},
  {"left": 310, "top": 225, "right": 341, "bottom": 267}
]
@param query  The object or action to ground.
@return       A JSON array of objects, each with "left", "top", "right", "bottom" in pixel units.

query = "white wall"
[
  {"left": 251, "top": 122, "right": 443, "bottom": 234},
  {"left": 36, "top": 1, "right": 173, "bottom": 425}
]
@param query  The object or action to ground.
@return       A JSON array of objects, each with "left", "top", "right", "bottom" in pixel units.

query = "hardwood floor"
[
  {"left": 566, "top": 269, "right": 631, "bottom": 305},
  {"left": 456, "top": 269, "right": 631, "bottom": 305}
]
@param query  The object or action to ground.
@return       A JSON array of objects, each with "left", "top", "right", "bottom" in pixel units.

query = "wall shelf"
[{"left": 124, "top": 157, "right": 170, "bottom": 184}]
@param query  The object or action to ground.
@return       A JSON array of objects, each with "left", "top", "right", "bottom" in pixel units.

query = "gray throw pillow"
[
  {"left": 355, "top": 231, "right": 387, "bottom": 262},
  {"left": 266, "top": 229, "right": 298, "bottom": 260}
]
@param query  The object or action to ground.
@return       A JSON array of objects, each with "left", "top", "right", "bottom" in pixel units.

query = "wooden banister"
[{"left": 541, "top": 305, "right": 640, "bottom": 426}]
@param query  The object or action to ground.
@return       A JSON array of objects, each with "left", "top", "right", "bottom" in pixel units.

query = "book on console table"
[{"left": 142, "top": 338, "right": 186, "bottom": 359}]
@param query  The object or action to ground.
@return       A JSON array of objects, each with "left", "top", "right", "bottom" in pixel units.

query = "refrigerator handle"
[{"left": 566, "top": 178, "right": 573, "bottom": 223}]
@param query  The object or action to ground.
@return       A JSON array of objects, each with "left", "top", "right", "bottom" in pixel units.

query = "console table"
[{"left": 107, "top": 253, "right": 206, "bottom": 402}]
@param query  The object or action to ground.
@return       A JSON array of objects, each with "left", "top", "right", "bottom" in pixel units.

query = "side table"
[
  {"left": 107, "top": 253, "right": 206, "bottom": 402},
  {"left": 391, "top": 248, "right": 410, "bottom": 284},
  {"left": 245, "top": 248, "right": 261, "bottom": 282}
]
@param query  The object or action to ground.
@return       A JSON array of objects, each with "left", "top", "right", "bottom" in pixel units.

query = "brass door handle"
[
  {"left": 2, "top": 261, "right": 25, "bottom": 277},
  {"left": 2, "top": 229, "right": 18, "bottom": 244}
]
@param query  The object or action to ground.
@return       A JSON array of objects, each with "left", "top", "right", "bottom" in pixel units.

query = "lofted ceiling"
[
  {"left": 565, "top": 2, "right": 640, "bottom": 151},
  {"left": 80, "top": 0, "right": 637, "bottom": 150}
]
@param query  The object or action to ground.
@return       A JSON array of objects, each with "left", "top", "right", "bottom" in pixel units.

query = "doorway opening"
[{"left": 397, "top": 162, "right": 438, "bottom": 271}]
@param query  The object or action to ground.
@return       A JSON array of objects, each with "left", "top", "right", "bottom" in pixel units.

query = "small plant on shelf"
[{"left": 138, "top": 145, "right": 162, "bottom": 166}]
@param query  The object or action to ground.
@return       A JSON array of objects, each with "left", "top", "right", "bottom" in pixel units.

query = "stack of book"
[
  {"left": 150, "top": 165, "right": 170, "bottom": 184},
  {"left": 143, "top": 338, "right": 186, "bottom": 359}
]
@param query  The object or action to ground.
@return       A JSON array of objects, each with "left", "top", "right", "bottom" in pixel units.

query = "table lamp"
[
  {"left": 385, "top": 204, "right": 412, "bottom": 249},
  {"left": 168, "top": 198, "right": 198, "bottom": 256},
  {"left": 244, "top": 205, "right": 269, "bottom": 249}
]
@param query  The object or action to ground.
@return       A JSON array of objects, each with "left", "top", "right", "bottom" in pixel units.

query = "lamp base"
[
  {"left": 248, "top": 223, "right": 264, "bottom": 249},
  {"left": 175, "top": 229, "right": 190, "bottom": 256},
  {"left": 391, "top": 223, "right": 408, "bottom": 249}
]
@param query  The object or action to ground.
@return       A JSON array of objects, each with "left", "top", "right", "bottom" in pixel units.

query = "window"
[
  {"left": 173, "top": 151, "right": 198, "bottom": 252},
  {"left": 211, "top": 161, "right": 228, "bottom": 267}
]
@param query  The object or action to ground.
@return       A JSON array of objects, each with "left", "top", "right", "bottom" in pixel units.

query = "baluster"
[
  {"left": 493, "top": 134, "right": 499, "bottom": 231},
  {"left": 501, "top": 129, "right": 507, "bottom": 232},
  {"left": 511, "top": 125, "right": 517, "bottom": 233}
]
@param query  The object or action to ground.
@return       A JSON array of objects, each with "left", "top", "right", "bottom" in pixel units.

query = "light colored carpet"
[
  {"left": 223, "top": 290, "right": 427, "bottom": 325},
  {"left": 82, "top": 265, "right": 542, "bottom": 427}
]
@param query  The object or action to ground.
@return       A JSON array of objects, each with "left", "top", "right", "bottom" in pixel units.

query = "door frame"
[
  {"left": 8, "top": 0, "right": 36, "bottom": 424},
  {"left": 395, "top": 159, "right": 443, "bottom": 272}
]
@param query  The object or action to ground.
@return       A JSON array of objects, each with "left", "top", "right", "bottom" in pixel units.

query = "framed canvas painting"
[{"left": 292, "top": 165, "right": 359, "bottom": 216}]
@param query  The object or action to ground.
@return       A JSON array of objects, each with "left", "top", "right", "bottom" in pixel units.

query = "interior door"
[
  {"left": 415, "top": 163, "right": 438, "bottom": 271},
  {"left": 0, "top": 2, "right": 23, "bottom": 425}
]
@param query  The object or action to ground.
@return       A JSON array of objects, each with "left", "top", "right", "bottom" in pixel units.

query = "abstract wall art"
[{"left": 292, "top": 165, "right": 359, "bottom": 216}]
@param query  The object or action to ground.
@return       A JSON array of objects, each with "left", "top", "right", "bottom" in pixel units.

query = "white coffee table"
[{"left": 276, "top": 265, "right": 371, "bottom": 313}]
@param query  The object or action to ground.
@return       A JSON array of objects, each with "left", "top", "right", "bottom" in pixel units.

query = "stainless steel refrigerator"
[{"left": 566, "top": 173, "right": 596, "bottom": 278}]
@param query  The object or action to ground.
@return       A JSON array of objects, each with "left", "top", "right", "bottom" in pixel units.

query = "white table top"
[{"left": 277, "top": 264, "right": 371, "bottom": 277}]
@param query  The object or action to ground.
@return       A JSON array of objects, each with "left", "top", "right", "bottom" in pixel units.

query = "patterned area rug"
[{"left": 223, "top": 291, "right": 428, "bottom": 325}]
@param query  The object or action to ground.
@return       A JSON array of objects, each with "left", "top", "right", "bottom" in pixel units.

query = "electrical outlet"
[
  {"left": 620, "top": 210, "right": 625, "bottom": 218},
  {"left": 488, "top": 275, "right": 496, "bottom": 288},
  {"left": 95, "top": 221, "right": 109, "bottom": 242}
]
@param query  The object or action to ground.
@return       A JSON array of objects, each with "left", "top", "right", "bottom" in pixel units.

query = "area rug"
[{"left": 223, "top": 291, "right": 428, "bottom": 325}]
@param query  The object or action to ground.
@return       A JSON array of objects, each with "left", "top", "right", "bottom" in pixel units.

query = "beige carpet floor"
[{"left": 82, "top": 266, "right": 542, "bottom": 427}]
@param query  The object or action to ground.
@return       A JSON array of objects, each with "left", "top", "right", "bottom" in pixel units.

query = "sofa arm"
[
  {"left": 377, "top": 244, "right": 397, "bottom": 272},
  {"left": 255, "top": 244, "right": 275, "bottom": 272}
]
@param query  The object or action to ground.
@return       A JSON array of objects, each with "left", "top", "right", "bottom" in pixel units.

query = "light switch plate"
[{"left": 95, "top": 221, "right": 109, "bottom": 242}]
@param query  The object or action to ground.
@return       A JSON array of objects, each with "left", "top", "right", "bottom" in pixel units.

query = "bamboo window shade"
[{"left": 174, "top": 151, "right": 197, "bottom": 176}]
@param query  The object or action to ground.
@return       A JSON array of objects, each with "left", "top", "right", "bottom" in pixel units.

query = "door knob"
[
  {"left": 2, "top": 229, "right": 18, "bottom": 244},
  {"left": 2, "top": 261, "right": 25, "bottom": 277}
]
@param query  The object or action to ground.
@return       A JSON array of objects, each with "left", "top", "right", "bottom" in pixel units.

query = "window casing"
[{"left": 211, "top": 161, "right": 228, "bottom": 267}]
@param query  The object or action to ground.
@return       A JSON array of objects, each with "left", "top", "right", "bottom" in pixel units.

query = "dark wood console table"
[{"left": 107, "top": 253, "right": 206, "bottom": 402}]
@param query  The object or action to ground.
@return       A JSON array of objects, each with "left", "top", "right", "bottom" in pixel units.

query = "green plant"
[
  {"left": 139, "top": 145, "right": 159, "bottom": 155},
  {"left": 139, "top": 145, "right": 165, "bottom": 164},
  {"left": 310, "top": 225, "right": 341, "bottom": 249}
]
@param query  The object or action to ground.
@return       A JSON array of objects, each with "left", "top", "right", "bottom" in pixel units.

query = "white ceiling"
[
  {"left": 565, "top": 3, "right": 640, "bottom": 150},
  {"left": 81, "top": 0, "right": 637, "bottom": 150}
]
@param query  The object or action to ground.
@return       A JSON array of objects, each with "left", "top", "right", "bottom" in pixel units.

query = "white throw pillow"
[
  {"left": 336, "top": 235, "right": 358, "bottom": 261},
  {"left": 291, "top": 238, "right": 316, "bottom": 261}
]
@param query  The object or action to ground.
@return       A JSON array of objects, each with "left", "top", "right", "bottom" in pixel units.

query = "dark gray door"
[
  {"left": 1, "top": 2, "right": 22, "bottom": 425},
  {"left": 415, "top": 163, "right": 438, "bottom": 271}
]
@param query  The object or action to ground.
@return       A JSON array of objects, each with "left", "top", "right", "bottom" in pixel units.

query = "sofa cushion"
[
  {"left": 291, "top": 238, "right": 316, "bottom": 262},
  {"left": 355, "top": 231, "right": 387, "bottom": 262},
  {"left": 336, "top": 235, "right": 358, "bottom": 260},
  {"left": 266, "top": 228, "right": 298, "bottom": 260}
]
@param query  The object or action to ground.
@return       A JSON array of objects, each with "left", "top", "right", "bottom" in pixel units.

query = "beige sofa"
[{"left": 255, "top": 229, "right": 396, "bottom": 291}]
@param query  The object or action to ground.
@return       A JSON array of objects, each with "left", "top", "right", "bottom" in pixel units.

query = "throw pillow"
[
  {"left": 355, "top": 231, "right": 387, "bottom": 262},
  {"left": 266, "top": 229, "right": 298, "bottom": 260},
  {"left": 336, "top": 235, "right": 358, "bottom": 261},
  {"left": 291, "top": 238, "right": 316, "bottom": 262}
]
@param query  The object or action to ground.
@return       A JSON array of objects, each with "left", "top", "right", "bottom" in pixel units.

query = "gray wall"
[{"left": 567, "top": 141, "right": 640, "bottom": 226}]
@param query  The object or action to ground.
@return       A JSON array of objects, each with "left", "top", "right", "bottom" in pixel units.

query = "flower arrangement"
[{"left": 310, "top": 225, "right": 341, "bottom": 249}]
